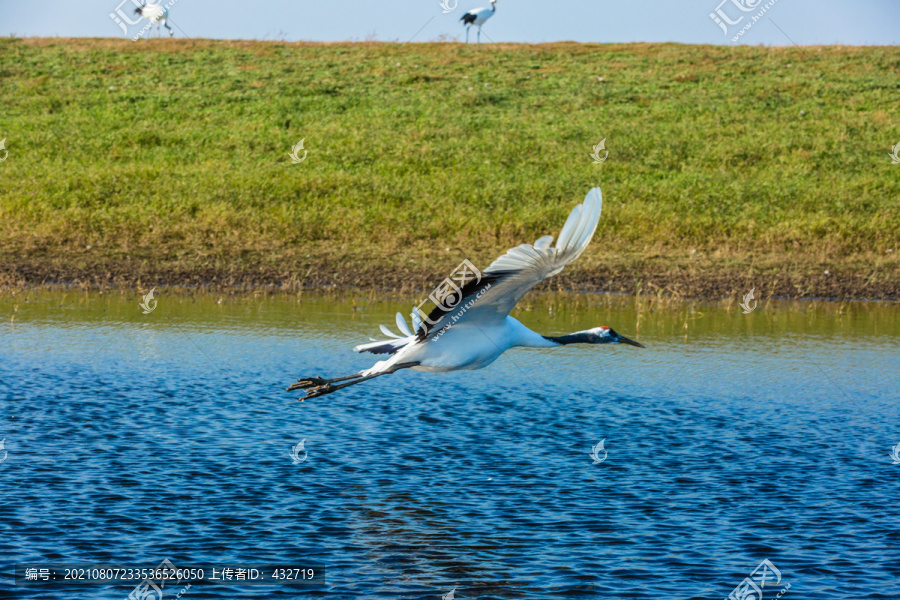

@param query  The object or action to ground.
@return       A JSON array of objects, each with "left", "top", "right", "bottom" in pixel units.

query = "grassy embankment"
[{"left": 0, "top": 38, "right": 898, "bottom": 299}]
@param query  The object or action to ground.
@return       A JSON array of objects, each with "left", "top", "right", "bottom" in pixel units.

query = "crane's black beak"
[{"left": 617, "top": 335, "right": 644, "bottom": 348}]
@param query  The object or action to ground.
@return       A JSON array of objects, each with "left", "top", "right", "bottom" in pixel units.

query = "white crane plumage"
[
  {"left": 288, "top": 188, "right": 644, "bottom": 401},
  {"left": 460, "top": 0, "right": 497, "bottom": 43},
  {"left": 135, "top": 2, "right": 173, "bottom": 37}
]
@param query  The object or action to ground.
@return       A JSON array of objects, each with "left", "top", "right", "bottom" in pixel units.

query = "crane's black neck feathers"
[{"left": 543, "top": 331, "right": 601, "bottom": 345}]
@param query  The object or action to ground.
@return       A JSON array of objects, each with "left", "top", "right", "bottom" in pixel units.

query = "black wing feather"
[
  {"left": 360, "top": 342, "right": 404, "bottom": 355},
  {"left": 415, "top": 271, "right": 509, "bottom": 342}
]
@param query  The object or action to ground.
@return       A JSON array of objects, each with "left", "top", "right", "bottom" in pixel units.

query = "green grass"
[{"left": 0, "top": 38, "right": 898, "bottom": 295}]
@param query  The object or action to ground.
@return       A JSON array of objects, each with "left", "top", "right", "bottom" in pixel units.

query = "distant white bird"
[
  {"left": 460, "top": 0, "right": 497, "bottom": 43},
  {"left": 135, "top": 2, "right": 173, "bottom": 37},
  {"left": 287, "top": 188, "right": 644, "bottom": 401}
]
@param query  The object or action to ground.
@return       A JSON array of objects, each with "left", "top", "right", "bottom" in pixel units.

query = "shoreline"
[{"left": 2, "top": 252, "right": 897, "bottom": 301}]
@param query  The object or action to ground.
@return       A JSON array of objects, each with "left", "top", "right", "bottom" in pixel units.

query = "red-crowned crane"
[
  {"left": 135, "top": 2, "right": 173, "bottom": 37},
  {"left": 460, "top": 0, "right": 497, "bottom": 43},
  {"left": 287, "top": 188, "right": 644, "bottom": 401}
]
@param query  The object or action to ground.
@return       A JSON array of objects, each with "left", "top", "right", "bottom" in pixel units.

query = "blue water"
[{"left": 1, "top": 292, "right": 899, "bottom": 599}]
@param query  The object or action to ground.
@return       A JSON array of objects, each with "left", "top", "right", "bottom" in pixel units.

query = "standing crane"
[
  {"left": 135, "top": 2, "right": 173, "bottom": 37},
  {"left": 460, "top": 0, "right": 498, "bottom": 43}
]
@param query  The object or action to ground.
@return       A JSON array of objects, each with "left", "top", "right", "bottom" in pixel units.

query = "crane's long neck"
[
  {"left": 491, "top": 0, "right": 497, "bottom": 11},
  {"left": 507, "top": 317, "right": 597, "bottom": 349},
  {"left": 542, "top": 331, "right": 598, "bottom": 345},
  {"left": 506, "top": 317, "right": 557, "bottom": 348}
]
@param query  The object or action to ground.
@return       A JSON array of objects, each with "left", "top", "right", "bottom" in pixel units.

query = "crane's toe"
[
  {"left": 287, "top": 376, "right": 328, "bottom": 391},
  {"left": 302, "top": 384, "right": 334, "bottom": 400}
]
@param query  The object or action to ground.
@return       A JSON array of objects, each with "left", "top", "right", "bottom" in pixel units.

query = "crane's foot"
[
  {"left": 300, "top": 384, "right": 334, "bottom": 401},
  {"left": 286, "top": 376, "right": 327, "bottom": 392}
]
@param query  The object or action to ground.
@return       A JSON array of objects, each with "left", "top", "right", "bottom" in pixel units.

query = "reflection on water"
[{"left": 1, "top": 291, "right": 898, "bottom": 599}]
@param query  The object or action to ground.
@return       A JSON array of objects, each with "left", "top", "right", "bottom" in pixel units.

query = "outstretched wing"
[{"left": 415, "top": 188, "right": 603, "bottom": 341}]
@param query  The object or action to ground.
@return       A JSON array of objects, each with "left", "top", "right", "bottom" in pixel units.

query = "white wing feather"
[
  {"left": 395, "top": 312, "right": 413, "bottom": 336},
  {"left": 357, "top": 313, "right": 417, "bottom": 353},
  {"left": 358, "top": 189, "right": 602, "bottom": 347},
  {"left": 371, "top": 313, "right": 415, "bottom": 341},
  {"left": 418, "top": 188, "right": 602, "bottom": 335},
  {"left": 379, "top": 324, "right": 402, "bottom": 339}
]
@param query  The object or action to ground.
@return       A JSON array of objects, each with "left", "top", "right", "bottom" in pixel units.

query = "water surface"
[{"left": 1, "top": 291, "right": 898, "bottom": 599}]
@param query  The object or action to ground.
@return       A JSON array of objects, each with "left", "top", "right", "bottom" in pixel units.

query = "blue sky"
[{"left": 2, "top": 0, "right": 898, "bottom": 45}]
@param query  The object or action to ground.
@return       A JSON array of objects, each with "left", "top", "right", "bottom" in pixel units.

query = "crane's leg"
[
  {"left": 287, "top": 372, "right": 363, "bottom": 391},
  {"left": 290, "top": 362, "right": 420, "bottom": 401},
  {"left": 477, "top": 28, "right": 482, "bottom": 43},
  {"left": 465, "top": 26, "right": 470, "bottom": 43}
]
